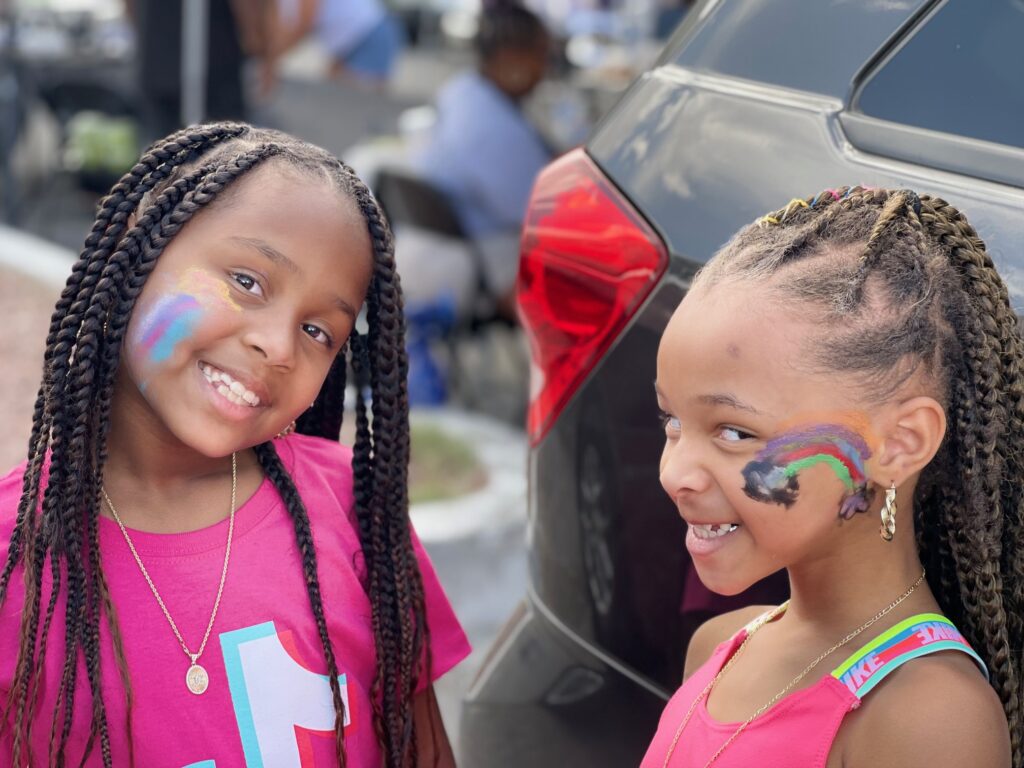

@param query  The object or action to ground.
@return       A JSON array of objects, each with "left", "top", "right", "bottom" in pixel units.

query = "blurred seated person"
[
  {"left": 261, "top": 0, "right": 404, "bottom": 91},
  {"left": 406, "top": 3, "right": 553, "bottom": 320}
]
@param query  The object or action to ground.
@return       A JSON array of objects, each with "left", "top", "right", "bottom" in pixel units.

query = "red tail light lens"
[{"left": 517, "top": 149, "right": 669, "bottom": 445}]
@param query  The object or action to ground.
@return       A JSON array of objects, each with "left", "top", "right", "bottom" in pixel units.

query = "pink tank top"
[{"left": 639, "top": 610, "right": 987, "bottom": 768}]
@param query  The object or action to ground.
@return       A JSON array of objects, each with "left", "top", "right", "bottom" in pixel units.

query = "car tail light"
[{"left": 517, "top": 149, "right": 669, "bottom": 445}]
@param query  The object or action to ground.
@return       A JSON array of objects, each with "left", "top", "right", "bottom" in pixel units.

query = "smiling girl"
[
  {"left": 643, "top": 188, "right": 1019, "bottom": 767},
  {"left": 0, "top": 123, "right": 469, "bottom": 767}
]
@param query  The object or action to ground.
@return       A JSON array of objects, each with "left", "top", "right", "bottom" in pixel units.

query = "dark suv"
[{"left": 459, "top": 0, "right": 1024, "bottom": 764}]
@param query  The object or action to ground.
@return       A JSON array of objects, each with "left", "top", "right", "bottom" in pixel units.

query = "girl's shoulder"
[
  {"left": 277, "top": 433, "right": 354, "bottom": 481},
  {"left": 0, "top": 461, "right": 29, "bottom": 542},
  {"left": 683, "top": 604, "right": 777, "bottom": 680},
  {"left": 275, "top": 433, "right": 357, "bottom": 516},
  {"left": 279, "top": 431, "right": 353, "bottom": 461},
  {"left": 0, "top": 460, "right": 28, "bottom": 494},
  {"left": 838, "top": 650, "right": 1010, "bottom": 767}
]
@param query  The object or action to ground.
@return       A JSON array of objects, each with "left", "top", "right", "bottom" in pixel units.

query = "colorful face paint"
[
  {"left": 741, "top": 415, "right": 875, "bottom": 518},
  {"left": 179, "top": 267, "right": 242, "bottom": 312},
  {"left": 138, "top": 294, "right": 204, "bottom": 363},
  {"left": 133, "top": 269, "right": 241, "bottom": 367}
]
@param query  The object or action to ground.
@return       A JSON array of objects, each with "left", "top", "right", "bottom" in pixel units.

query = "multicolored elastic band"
[
  {"left": 811, "top": 189, "right": 842, "bottom": 207},
  {"left": 758, "top": 198, "right": 811, "bottom": 227},
  {"left": 780, "top": 198, "right": 809, "bottom": 221},
  {"left": 832, "top": 614, "right": 988, "bottom": 699}
]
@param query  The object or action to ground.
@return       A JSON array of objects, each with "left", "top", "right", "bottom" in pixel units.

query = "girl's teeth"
[
  {"left": 203, "top": 364, "right": 260, "bottom": 407},
  {"left": 691, "top": 523, "right": 740, "bottom": 540}
]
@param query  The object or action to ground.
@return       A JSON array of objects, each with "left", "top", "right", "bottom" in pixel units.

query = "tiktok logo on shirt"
[{"left": 183, "top": 621, "right": 352, "bottom": 767}]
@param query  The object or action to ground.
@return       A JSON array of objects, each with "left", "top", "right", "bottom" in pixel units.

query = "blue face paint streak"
[
  {"left": 139, "top": 294, "right": 204, "bottom": 364},
  {"left": 150, "top": 307, "right": 202, "bottom": 363}
]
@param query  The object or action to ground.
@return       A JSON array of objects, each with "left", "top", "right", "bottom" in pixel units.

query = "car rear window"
[
  {"left": 670, "top": 0, "right": 927, "bottom": 98},
  {"left": 855, "top": 0, "right": 1024, "bottom": 150}
]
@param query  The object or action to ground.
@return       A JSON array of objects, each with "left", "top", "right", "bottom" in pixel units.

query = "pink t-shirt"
[{"left": 0, "top": 434, "right": 471, "bottom": 767}]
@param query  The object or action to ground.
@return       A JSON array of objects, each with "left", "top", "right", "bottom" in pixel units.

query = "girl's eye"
[
  {"left": 659, "top": 411, "right": 681, "bottom": 435},
  {"left": 717, "top": 426, "right": 755, "bottom": 443},
  {"left": 302, "top": 323, "right": 332, "bottom": 346},
  {"left": 232, "top": 272, "right": 263, "bottom": 296}
]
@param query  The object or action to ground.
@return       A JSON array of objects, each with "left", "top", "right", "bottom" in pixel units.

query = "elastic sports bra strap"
[{"left": 831, "top": 613, "right": 988, "bottom": 699}]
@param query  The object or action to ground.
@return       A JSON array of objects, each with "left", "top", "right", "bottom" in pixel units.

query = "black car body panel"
[{"left": 461, "top": 1, "right": 1024, "bottom": 764}]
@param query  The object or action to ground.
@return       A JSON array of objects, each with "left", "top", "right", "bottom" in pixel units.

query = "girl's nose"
[
  {"left": 659, "top": 437, "right": 713, "bottom": 499},
  {"left": 243, "top": 318, "right": 296, "bottom": 369}
]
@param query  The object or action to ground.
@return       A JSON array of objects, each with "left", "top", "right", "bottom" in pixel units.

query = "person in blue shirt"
[
  {"left": 261, "top": 0, "right": 405, "bottom": 91},
  {"left": 412, "top": 4, "right": 553, "bottom": 317}
]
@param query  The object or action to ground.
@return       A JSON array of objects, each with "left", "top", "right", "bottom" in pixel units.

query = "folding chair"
[{"left": 374, "top": 167, "right": 521, "bottom": 399}]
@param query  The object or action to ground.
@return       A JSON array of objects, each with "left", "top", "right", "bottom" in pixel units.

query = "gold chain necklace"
[
  {"left": 662, "top": 570, "right": 926, "bottom": 767},
  {"left": 101, "top": 452, "right": 237, "bottom": 695}
]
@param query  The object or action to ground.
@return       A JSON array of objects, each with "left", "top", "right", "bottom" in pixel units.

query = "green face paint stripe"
[
  {"left": 782, "top": 455, "right": 856, "bottom": 491},
  {"left": 832, "top": 613, "right": 951, "bottom": 676}
]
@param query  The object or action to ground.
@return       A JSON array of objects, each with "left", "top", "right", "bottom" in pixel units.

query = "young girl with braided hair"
[
  {"left": 0, "top": 122, "right": 469, "bottom": 767},
  {"left": 643, "top": 186, "right": 1019, "bottom": 767}
]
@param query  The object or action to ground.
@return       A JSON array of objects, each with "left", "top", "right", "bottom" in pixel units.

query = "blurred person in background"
[
  {"left": 404, "top": 2, "right": 553, "bottom": 319},
  {"left": 260, "top": 0, "right": 405, "bottom": 93},
  {"left": 124, "top": 0, "right": 263, "bottom": 142}
]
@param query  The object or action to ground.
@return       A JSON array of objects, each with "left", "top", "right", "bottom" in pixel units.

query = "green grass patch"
[
  {"left": 340, "top": 418, "right": 487, "bottom": 505},
  {"left": 409, "top": 423, "right": 487, "bottom": 504}
]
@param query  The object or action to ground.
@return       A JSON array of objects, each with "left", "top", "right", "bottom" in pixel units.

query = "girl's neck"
[
  {"left": 100, "top": 441, "right": 261, "bottom": 534},
  {"left": 105, "top": 400, "right": 228, "bottom": 490},
  {"left": 782, "top": 524, "right": 934, "bottom": 633},
  {"left": 101, "top": 388, "right": 263, "bottom": 533}
]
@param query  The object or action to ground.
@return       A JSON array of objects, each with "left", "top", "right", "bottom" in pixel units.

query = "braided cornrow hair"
[
  {"left": 696, "top": 185, "right": 1024, "bottom": 765},
  {"left": 0, "top": 123, "right": 430, "bottom": 767}
]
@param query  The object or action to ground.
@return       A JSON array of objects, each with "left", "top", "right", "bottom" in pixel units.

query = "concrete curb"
[
  {"left": 0, "top": 224, "right": 74, "bottom": 287},
  {"left": 409, "top": 408, "right": 527, "bottom": 544}
]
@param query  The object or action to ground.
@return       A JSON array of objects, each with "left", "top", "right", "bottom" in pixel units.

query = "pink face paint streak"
[
  {"left": 139, "top": 294, "right": 203, "bottom": 364},
  {"left": 741, "top": 423, "right": 873, "bottom": 519}
]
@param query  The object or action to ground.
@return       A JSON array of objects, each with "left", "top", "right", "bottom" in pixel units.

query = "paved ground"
[
  {"left": 0, "top": 268, "right": 60, "bottom": 470},
  {"left": 429, "top": 518, "right": 527, "bottom": 749}
]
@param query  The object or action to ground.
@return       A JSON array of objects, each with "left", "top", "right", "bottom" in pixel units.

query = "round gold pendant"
[{"left": 186, "top": 663, "right": 209, "bottom": 695}]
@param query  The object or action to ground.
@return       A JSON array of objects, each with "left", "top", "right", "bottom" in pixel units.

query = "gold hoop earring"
[
  {"left": 276, "top": 421, "right": 296, "bottom": 439},
  {"left": 880, "top": 482, "right": 897, "bottom": 542}
]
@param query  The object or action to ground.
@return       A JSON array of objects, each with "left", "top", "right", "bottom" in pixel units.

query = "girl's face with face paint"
[
  {"left": 117, "top": 166, "right": 373, "bottom": 458},
  {"left": 655, "top": 281, "right": 886, "bottom": 596}
]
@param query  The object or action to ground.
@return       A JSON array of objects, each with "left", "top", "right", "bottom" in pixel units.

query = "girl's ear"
[{"left": 873, "top": 396, "right": 946, "bottom": 485}]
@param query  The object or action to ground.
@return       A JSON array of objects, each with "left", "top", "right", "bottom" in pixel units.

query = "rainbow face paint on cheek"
[
  {"left": 741, "top": 423, "right": 873, "bottom": 519},
  {"left": 138, "top": 294, "right": 204, "bottom": 363},
  {"left": 132, "top": 269, "right": 241, "bottom": 368}
]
